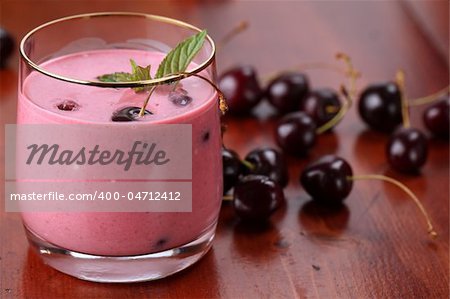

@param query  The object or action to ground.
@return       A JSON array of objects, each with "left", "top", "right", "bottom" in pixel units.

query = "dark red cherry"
[
  {"left": 423, "top": 95, "right": 449, "bottom": 139},
  {"left": 0, "top": 28, "right": 15, "bottom": 68},
  {"left": 244, "top": 148, "right": 289, "bottom": 187},
  {"left": 233, "top": 175, "right": 285, "bottom": 221},
  {"left": 300, "top": 155, "right": 353, "bottom": 204},
  {"left": 111, "top": 106, "right": 152, "bottom": 122},
  {"left": 218, "top": 65, "right": 263, "bottom": 115},
  {"left": 386, "top": 127, "right": 428, "bottom": 173},
  {"left": 358, "top": 82, "right": 402, "bottom": 132},
  {"left": 222, "top": 147, "right": 242, "bottom": 194},
  {"left": 299, "top": 88, "right": 341, "bottom": 129},
  {"left": 275, "top": 112, "right": 316, "bottom": 156},
  {"left": 266, "top": 72, "right": 309, "bottom": 113}
]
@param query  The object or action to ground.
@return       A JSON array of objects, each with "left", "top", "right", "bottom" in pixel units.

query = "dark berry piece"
[
  {"left": 218, "top": 65, "right": 263, "bottom": 115},
  {"left": 111, "top": 106, "right": 152, "bottom": 122},
  {"left": 222, "top": 147, "right": 241, "bottom": 194},
  {"left": 0, "top": 28, "right": 15, "bottom": 68},
  {"left": 299, "top": 88, "right": 341, "bottom": 129},
  {"left": 233, "top": 175, "right": 285, "bottom": 221},
  {"left": 358, "top": 82, "right": 402, "bottom": 132},
  {"left": 300, "top": 155, "right": 353, "bottom": 204},
  {"left": 169, "top": 88, "right": 193, "bottom": 106},
  {"left": 275, "top": 112, "right": 316, "bottom": 156},
  {"left": 202, "top": 131, "right": 210, "bottom": 142},
  {"left": 386, "top": 127, "right": 428, "bottom": 173},
  {"left": 57, "top": 100, "right": 79, "bottom": 111},
  {"left": 155, "top": 238, "right": 168, "bottom": 248},
  {"left": 244, "top": 148, "right": 289, "bottom": 187},
  {"left": 266, "top": 72, "right": 309, "bottom": 113},
  {"left": 423, "top": 95, "right": 449, "bottom": 139}
]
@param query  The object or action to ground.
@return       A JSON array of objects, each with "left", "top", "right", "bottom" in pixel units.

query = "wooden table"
[{"left": 1, "top": 1, "right": 448, "bottom": 298}]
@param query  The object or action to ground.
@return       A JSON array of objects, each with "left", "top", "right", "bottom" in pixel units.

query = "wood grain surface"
[{"left": 0, "top": 1, "right": 449, "bottom": 298}]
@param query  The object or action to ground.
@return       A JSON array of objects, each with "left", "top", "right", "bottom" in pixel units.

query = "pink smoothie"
[{"left": 18, "top": 49, "right": 222, "bottom": 256}]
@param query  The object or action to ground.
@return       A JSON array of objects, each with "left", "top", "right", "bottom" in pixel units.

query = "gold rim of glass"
[{"left": 19, "top": 12, "right": 216, "bottom": 88}]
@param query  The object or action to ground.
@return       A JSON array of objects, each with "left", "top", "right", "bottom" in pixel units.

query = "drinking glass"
[{"left": 15, "top": 12, "right": 222, "bottom": 283}]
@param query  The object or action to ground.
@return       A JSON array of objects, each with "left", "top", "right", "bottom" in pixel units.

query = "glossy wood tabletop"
[{"left": 0, "top": 1, "right": 449, "bottom": 298}]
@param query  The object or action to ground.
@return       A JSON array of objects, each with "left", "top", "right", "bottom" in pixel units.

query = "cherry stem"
[
  {"left": 395, "top": 69, "right": 410, "bottom": 128},
  {"left": 316, "top": 85, "right": 352, "bottom": 134},
  {"left": 325, "top": 105, "right": 340, "bottom": 114},
  {"left": 139, "top": 72, "right": 228, "bottom": 117},
  {"left": 335, "top": 52, "right": 360, "bottom": 98},
  {"left": 409, "top": 85, "right": 450, "bottom": 106},
  {"left": 223, "top": 195, "right": 233, "bottom": 201},
  {"left": 315, "top": 53, "right": 359, "bottom": 134},
  {"left": 216, "top": 21, "right": 249, "bottom": 52},
  {"left": 139, "top": 86, "right": 157, "bottom": 117},
  {"left": 348, "top": 174, "right": 437, "bottom": 239},
  {"left": 241, "top": 159, "right": 256, "bottom": 171}
]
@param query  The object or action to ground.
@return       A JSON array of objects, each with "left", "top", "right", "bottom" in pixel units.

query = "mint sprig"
[
  {"left": 97, "top": 29, "right": 208, "bottom": 116},
  {"left": 97, "top": 30, "right": 207, "bottom": 85}
]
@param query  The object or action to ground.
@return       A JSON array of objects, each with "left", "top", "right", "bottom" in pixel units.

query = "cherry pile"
[
  {"left": 219, "top": 55, "right": 355, "bottom": 165},
  {"left": 219, "top": 63, "right": 449, "bottom": 174},
  {"left": 219, "top": 55, "right": 447, "bottom": 237},
  {"left": 222, "top": 146, "right": 437, "bottom": 237},
  {"left": 358, "top": 72, "right": 449, "bottom": 174},
  {"left": 222, "top": 147, "right": 287, "bottom": 221},
  {"left": 219, "top": 66, "right": 342, "bottom": 125}
]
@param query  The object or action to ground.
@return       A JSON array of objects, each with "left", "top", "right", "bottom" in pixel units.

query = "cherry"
[
  {"left": 0, "top": 28, "right": 14, "bottom": 68},
  {"left": 233, "top": 175, "right": 285, "bottom": 221},
  {"left": 386, "top": 127, "right": 428, "bottom": 173},
  {"left": 299, "top": 88, "right": 341, "bottom": 129},
  {"left": 111, "top": 106, "right": 152, "bottom": 122},
  {"left": 300, "top": 155, "right": 353, "bottom": 204},
  {"left": 218, "top": 65, "right": 263, "bottom": 115},
  {"left": 423, "top": 95, "right": 449, "bottom": 139},
  {"left": 266, "top": 72, "right": 309, "bottom": 113},
  {"left": 222, "top": 147, "right": 242, "bottom": 194},
  {"left": 358, "top": 82, "right": 402, "bottom": 132},
  {"left": 57, "top": 100, "right": 79, "bottom": 111},
  {"left": 298, "top": 154, "right": 437, "bottom": 238},
  {"left": 275, "top": 112, "right": 316, "bottom": 156},
  {"left": 243, "top": 148, "right": 289, "bottom": 187}
]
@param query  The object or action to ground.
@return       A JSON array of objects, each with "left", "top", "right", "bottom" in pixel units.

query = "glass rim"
[{"left": 19, "top": 12, "right": 216, "bottom": 88}]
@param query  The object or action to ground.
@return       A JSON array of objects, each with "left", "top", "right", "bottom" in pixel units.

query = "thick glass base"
[{"left": 24, "top": 223, "right": 216, "bottom": 283}]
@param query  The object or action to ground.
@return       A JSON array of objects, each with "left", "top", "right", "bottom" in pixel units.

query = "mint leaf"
[
  {"left": 155, "top": 30, "right": 207, "bottom": 79},
  {"left": 130, "top": 59, "right": 151, "bottom": 81},
  {"left": 129, "top": 59, "right": 152, "bottom": 92},
  {"left": 97, "top": 72, "right": 132, "bottom": 82},
  {"left": 97, "top": 59, "right": 152, "bottom": 92}
]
